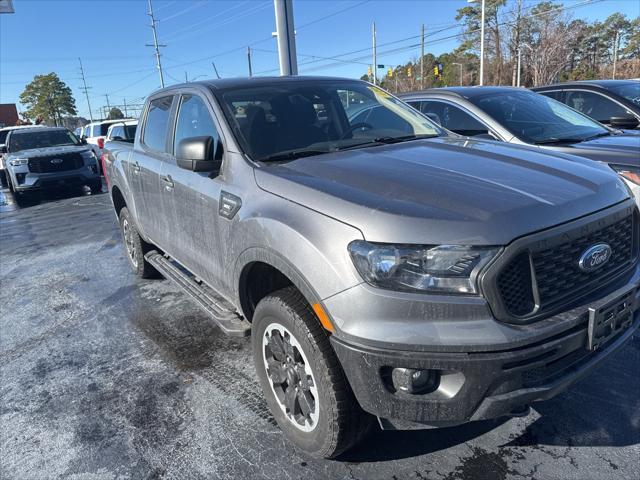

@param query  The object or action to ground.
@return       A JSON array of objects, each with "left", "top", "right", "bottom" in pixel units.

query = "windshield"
[
  {"left": 218, "top": 81, "right": 442, "bottom": 161},
  {"left": 8, "top": 129, "right": 80, "bottom": 152},
  {"left": 468, "top": 90, "right": 608, "bottom": 144},
  {"left": 607, "top": 82, "right": 640, "bottom": 106}
]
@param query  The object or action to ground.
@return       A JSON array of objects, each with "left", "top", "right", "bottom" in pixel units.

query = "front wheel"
[
  {"left": 118, "top": 207, "right": 159, "bottom": 279},
  {"left": 252, "top": 287, "right": 371, "bottom": 458}
]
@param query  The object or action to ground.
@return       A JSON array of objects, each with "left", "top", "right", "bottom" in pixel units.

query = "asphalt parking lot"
[{"left": 1, "top": 186, "right": 639, "bottom": 480}]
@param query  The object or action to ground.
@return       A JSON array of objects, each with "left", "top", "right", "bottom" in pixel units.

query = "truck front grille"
[
  {"left": 28, "top": 153, "right": 84, "bottom": 173},
  {"left": 497, "top": 213, "right": 637, "bottom": 318}
]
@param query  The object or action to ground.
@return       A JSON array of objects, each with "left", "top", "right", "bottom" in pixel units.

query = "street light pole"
[
  {"left": 274, "top": 0, "right": 298, "bottom": 76},
  {"left": 372, "top": 22, "right": 377, "bottom": 85},
  {"left": 467, "top": 0, "right": 485, "bottom": 86}
]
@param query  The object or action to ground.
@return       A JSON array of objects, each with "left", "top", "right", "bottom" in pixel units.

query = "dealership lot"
[{"left": 0, "top": 189, "right": 638, "bottom": 480}]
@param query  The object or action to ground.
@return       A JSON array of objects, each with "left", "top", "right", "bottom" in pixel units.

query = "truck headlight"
[
  {"left": 9, "top": 158, "right": 28, "bottom": 166},
  {"left": 348, "top": 241, "right": 499, "bottom": 294},
  {"left": 611, "top": 164, "right": 640, "bottom": 185}
]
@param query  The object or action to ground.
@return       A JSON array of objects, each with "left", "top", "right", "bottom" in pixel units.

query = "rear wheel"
[
  {"left": 252, "top": 287, "right": 371, "bottom": 458},
  {"left": 118, "top": 207, "right": 159, "bottom": 278}
]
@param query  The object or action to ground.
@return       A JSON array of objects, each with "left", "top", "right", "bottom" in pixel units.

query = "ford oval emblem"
[
  {"left": 578, "top": 243, "right": 612, "bottom": 272},
  {"left": 50, "top": 158, "right": 63, "bottom": 164}
]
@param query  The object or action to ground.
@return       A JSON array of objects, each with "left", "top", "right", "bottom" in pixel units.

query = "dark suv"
[{"left": 532, "top": 80, "right": 640, "bottom": 129}]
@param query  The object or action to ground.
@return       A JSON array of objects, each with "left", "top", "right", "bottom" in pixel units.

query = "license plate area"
[{"left": 587, "top": 287, "right": 636, "bottom": 350}]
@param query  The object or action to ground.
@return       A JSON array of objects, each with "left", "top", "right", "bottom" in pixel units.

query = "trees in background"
[
  {"left": 107, "top": 107, "right": 125, "bottom": 120},
  {"left": 366, "top": 1, "right": 638, "bottom": 93},
  {"left": 19, "top": 73, "right": 77, "bottom": 126}
]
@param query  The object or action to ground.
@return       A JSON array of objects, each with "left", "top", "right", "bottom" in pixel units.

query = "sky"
[{"left": 1, "top": 0, "right": 638, "bottom": 119}]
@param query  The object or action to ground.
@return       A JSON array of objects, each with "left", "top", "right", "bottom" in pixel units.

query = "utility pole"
[
  {"left": 123, "top": 98, "right": 128, "bottom": 117},
  {"left": 372, "top": 22, "right": 377, "bottom": 85},
  {"left": 247, "top": 47, "right": 253, "bottom": 77},
  {"left": 78, "top": 58, "right": 94, "bottom": 122},
  {"left": 104, "top": 94, "right": 111, "bottom": 116},
  {"left": 420, "top": 24, "right": 425, "bottom": 89},
  {"left": 274, "top": 0, "right": 298, "bottom": 76},
  {"left": 612, "top": 30, "right": 619, "bottom": 79},
  {"left": 211, "top": 62, "right": 221, "bottom": 79},
  {"left": 185, "top": 71, "right": 189, "bottom": 83},
  {"left": 479, "top": 0, "right": 485, "bottom": 85},
  {"left": 146, "top": 0, "right": 166, "bottom": 88},
  {"left": 512, "top": 0, "right": 522, "bottom": 86}
]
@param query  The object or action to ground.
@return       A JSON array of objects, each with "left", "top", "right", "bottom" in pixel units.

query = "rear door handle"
[
  {"left": 131, "top": 161, "right": 141, "bottom": 173},
  {"left": 162, "top": 175, "right": 174, "bottom": 189}
]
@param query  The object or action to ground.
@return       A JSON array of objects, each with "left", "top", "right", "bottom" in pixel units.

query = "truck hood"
[
  {"left": 545, "top": 134, "right": 640, "bottom": 167},
  {"left": 255, "top": 137, "right": 630, "bottom": 245},
  {"left": 8, "top": 145, "right": 92, "bottom": 158}
]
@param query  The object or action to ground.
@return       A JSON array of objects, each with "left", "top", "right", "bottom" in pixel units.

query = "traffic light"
[
  {"left": 388, "top": 67, "right": 393, "bottom": 78},
  {"left": 368, "top": 66, "right": 372, "bottom": 77},
  {"left": 434, "top": 63, "right": 443, "bottom": 79},
  {"left": 407, "top": 66, "right": 413, "bottom": 77}
]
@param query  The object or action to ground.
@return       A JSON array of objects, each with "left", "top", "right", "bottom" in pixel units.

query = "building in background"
[{"left": 0, "top": 104, "right": 19, "bottom": 127}]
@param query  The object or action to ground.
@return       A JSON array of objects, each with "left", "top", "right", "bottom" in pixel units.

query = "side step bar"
[{"left": 145, "top": 251, "right": 251, "bottom": 337}]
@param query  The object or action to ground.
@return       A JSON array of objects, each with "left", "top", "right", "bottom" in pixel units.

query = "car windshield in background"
[
  {"left": 469, "top": 90, "right": 609, "bottom": 144},
  {"left": 8, "top": 129, "right": 80, "bottom": 152},
  {"left": 607, "top": 82, "right": 640, "bottom": 106},
  {"left": 218, "top": 81, "right": 441, "bottom": 161}
]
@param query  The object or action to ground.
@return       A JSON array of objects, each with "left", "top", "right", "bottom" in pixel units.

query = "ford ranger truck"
[
  {"left": 4, "top": 126, "right": 102, "bottom": 200},
  {"left": 104, "top": 77, "right": 640, "bottom": 458}
]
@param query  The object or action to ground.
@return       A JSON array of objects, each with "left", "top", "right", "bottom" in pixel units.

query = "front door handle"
[
  {"left": 131, "top": 161, "right": 141, "bottom": 173},
  {"left": 162, "top": 175, "right": 174, "bottom": 189}
]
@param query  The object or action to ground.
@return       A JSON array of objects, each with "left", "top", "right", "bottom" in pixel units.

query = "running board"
[{"left": 145, "top": 251, "right": 250, "bottom": 337}]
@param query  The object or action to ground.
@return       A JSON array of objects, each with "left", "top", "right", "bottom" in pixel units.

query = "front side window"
[
  {"left": 8, "top": 129, "right": 80, "bottom": 152},
  {"left": 564, "top": 90, "right": 631, "bottom": 123},
  {"left": 174, "top": 95, "right": 218, "bottom": 153},
  {"left": 419, "top": 100, "right": 488, "bottom": 136},
  {"left": 218, "top": 81, "right": 441, "bottom": 161},
  {"left": 469, "top": 90, "right": 608, "bottom": 144},
  {"left": 110, "top": 126, "right": 124, "bottom": 139},
  {"left": 143, "top": 96, "right": 174, "bottom": 152}
]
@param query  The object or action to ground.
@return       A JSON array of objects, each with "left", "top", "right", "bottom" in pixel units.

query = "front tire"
[
  {"left": 118, "top": 207, "right": 159, "bottom": 279},
  {"left": 252, "top": 287, "right": 371, "bottom": 458},
  {"left": 90, "top": 181, "right": 102, "bottom": 194}
]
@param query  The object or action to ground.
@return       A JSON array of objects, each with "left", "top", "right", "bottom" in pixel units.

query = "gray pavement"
[{"left": 1, "top": 187, "right": 638, "bottom": 480}]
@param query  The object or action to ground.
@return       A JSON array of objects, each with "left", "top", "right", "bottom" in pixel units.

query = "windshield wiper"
[
  {"left": 535, "top": 138, "right": 585, "bottom": 145},
  {"left": 259, "top": 149, "right": 328, "bottom": 163},
  {"left": 581, "top": 131, "right": 612, "bottom": 141},
  {"left": 372, "top": 134, "right": 440, "bottom": 144}
]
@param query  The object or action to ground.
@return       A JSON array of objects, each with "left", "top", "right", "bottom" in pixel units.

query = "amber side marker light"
[
  {"left": 312, "top": 303, "right": 335, "bottom": 333},
  {"left": 612, "top": 165, "right": 640, "bottom": 185}
]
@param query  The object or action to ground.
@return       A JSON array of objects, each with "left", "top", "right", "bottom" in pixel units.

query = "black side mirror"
[
  {"left": 80, "top": 137, "right": 88, "bottom": 145},
  {"left": 609, "top": 115, "right": 639, "bottom": 129},
  {"left": 176, "top": 136, "right": 222, "bottom": 172},
  {"left": 473, "top": 133, "right": 498, "bottom": 141},
  {"left": 424, "top": 112, "right": 441, "bottom": 125},
  {"left": 0, "top": 145, "right": 6, "bottom": 154}
]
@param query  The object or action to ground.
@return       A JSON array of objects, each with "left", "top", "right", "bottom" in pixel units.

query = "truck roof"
[{"left": 148, "top": 76, "right": 365, "bottom": 96}]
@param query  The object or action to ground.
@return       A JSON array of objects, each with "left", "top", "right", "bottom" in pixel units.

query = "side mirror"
[
  {"left": 81, "top": 137, "right": 88, "bottom": 144},
  {"left": 609, "top": 115, "right": 639, "bottom": 129},
  {"left": 424, "top": 112, "right": 441, "bottom": 125},
  {"left": 176, "top": 136, "right": 222, "bottom": 172},
  {"left": 0, "top": 145, "right": 6, "bottom": 154},
  {"left": 473, "top": 133, "right": 498, "bottom": 141}
]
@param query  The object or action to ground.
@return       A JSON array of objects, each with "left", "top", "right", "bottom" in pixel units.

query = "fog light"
[
  {"left": 391, "top": 368, "right": 439, "bottom": 394},
  {"left": 16, "top": 173, "right": 26, "bottom": 184}
]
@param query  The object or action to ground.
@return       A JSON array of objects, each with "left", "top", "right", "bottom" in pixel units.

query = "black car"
[
  {"left": 532, "top": 80, "right": 640, "bottom": 130},
  {"left": 399, "top": 87, "right": 640, "bottom": 206}
]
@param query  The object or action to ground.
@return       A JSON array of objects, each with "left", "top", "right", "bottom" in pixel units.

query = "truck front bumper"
[
  {"left": 11, "top": 168, "right": 100, "bottom": 192},
  {"left": 329, "top": 272, "right": 640, "bottom": 428}
]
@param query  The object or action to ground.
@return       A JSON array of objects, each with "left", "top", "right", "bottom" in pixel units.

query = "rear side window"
[
  {"left": 143, "top": 96, "right": 174, "bottom": 152},
  {"left": 0, "top": 130, "right": 8, "bottom": 144},
  {"left": 173, "top": 95, "right": 218, "bottom": 153},
  {"left": 99, "top": 124, "right": 110, "bottom": 136}
]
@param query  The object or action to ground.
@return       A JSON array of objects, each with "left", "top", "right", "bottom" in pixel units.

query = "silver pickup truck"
[{"left": 104, "top": 77, "right": 639, "bottom": 458}]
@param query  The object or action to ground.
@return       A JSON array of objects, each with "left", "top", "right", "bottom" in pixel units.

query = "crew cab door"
[
  {"left": 159, "top": 92, "right": 227, "bottom": 290},
  {"left": 129, "top": 94, "right": 176, "bottom": 244}
]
